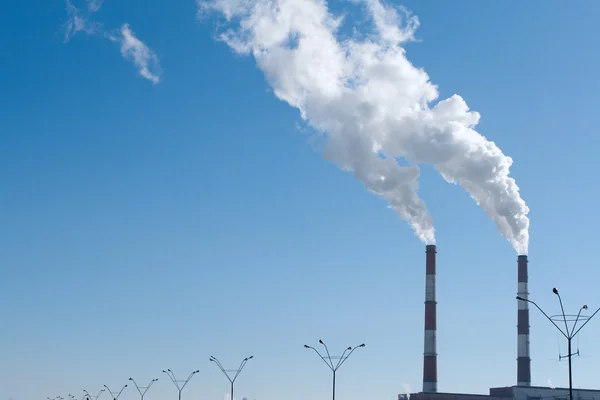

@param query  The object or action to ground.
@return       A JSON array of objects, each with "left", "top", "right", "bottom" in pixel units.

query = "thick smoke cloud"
[{"left": 200, "top": 0, "right": 530, "bottom": 254}]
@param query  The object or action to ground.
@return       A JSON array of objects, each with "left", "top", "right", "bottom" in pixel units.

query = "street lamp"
[
  {"left": 162, "top": 369, "right": 200, "bottom": 400},
  {"left": 129, "top": 377, "right": 158, "bottom": 400},
  {"left": 517, "top": 288, "right": 600, "bottom": 400},
  {"left": 304, "top": 340, "right": 365, "bottom": 400},
  {"left": 210, "top": 355, "right": 253, "bottom": 400},
  {"left": 103, "top": 385, "right": 127, "bottom": 400},
  {"left": 83, "top": 389, "right": 104, "bottom": 400}
]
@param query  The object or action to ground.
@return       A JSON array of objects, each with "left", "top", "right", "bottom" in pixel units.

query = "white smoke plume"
[
  {"left": 200, "top": 0, "right": 530, "bottom": 254},
  {"left": 402, "top": 383, "right": 412, "bottom": 400}
]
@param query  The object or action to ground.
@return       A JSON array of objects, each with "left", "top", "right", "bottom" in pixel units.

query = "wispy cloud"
[
  {"left": 62, "top": 0, "right": 162, "bottom": 84},
  {"left": 107, "top": 24, "right": 162, "bottom": 84},
  {"left": 87, "top": 0, "right": 103, "bottom": 12},
  {"left": 64, "top": 0, "right": 100, "bottom": 42}
]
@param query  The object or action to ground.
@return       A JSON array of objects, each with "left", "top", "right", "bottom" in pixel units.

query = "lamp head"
[
  {"left": 319, "top": 339, "right": 324, "bottom": 344},
  {"left": 359, "top": 343, "right": 366, "bottom": 347},
  {"left": 516, "top": 296, "right": 524, "bottom": 301},
  {"left": 248, "top": 355, "right": 254, "bottom": 359},
  {"left": 128, "top": 378, "right": 132, "bottom": 381},
  {"left": 304, "top": 345, "right": 310, "bottom": 348},
  {"left": 583, "top": 305, "right": 589, "bottom": 310},
  {"left": 162, "top": 370, "right": 167, "bottom": 373},
  {"left": 194, "top": 370, "right": 200, "bottom": 373},
  {"left": 347, "top": 346, "right": 352, "bottom": 350},
  {"left": 553, "top": 288, "right": 559, "bottom": 295}
]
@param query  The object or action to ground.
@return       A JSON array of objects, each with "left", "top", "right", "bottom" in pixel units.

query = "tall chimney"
[
  {"left": 423, "top": 244, "right": 437, "bottom": 392},
  {"left": 517, "top": 255, "right": 531, "bottom": 386}
]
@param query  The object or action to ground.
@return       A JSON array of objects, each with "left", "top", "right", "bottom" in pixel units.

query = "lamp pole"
[
  {"left": 517, "top": 288, "right": 600, "bottom": 400},
  {"left": 129, "top": 377, "right": 158, "bottom": 400},
  {"left": 304, "top": 340, "right": 365, "bottom": 400},
  {"left": 162, "top": 369, "right": 199, "bottom": 400},
  {"left": 83, "top": 389, "right": 104, "bottom": 400},
  {"left": 103, "top": 385, "right": 127, "bottom": 400},
  {"left": 210, "top": 355, "right": 253, "bottom": 400}
]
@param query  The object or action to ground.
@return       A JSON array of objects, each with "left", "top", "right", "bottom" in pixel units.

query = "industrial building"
[
  {"left": 400, "top": 245, "right": 598, "bottom": 400},
  {"left": 402, "top": 386, "right": 600, "bottom": 400}
]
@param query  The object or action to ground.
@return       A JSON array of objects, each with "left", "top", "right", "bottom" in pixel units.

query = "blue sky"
[{"left": 2, "top": 1, "right": 600, "bottom": 400}]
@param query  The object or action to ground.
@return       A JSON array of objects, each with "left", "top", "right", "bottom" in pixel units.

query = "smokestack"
[
  {"left": 517, "top": 255, "right": 531, "bottom": 386},
  {"left": 423, "top": 244, "right": 437, "bottom": 392}
]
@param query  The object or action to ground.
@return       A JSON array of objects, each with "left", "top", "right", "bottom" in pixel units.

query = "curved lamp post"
[
  {"left": 210, "top": 355, "right": 253, "bottom": 400},
  {"left": 83, "top": 389, "right": 104, "bottom": 400},
  {"left": 103, "top": 385, "right": 127, "bottom": 400},
  {"left": 517, "top": 287, "right": 599, "bottom": 400},
  {"left": 304, "top": 340, "right": 365, "bottom": 400},
  {"left": 129, "top": 377, "right": 158, "bottom": 400},
  {"left": 162, "top": 369, "right": 199, "bottom": 400}
]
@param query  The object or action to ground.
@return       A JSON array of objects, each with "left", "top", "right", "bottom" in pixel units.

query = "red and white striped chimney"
[
  {"left": 423, "top": 244, "right": 437, "bottom": 392},
  {"left": 517, "top": 255, "right": 531, "bottom": 386}
]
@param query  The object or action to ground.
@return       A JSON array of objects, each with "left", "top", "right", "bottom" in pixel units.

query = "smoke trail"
[
  {"left": 402, "top": 383, "right": 412, "bottom": 400},
  {"left": 200, "top": 0, "right": 530, "bottom": 253}
]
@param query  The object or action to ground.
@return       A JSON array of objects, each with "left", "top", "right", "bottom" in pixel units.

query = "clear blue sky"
[{"left": 1, "top": 1, "right": 600, "bottom": 400}]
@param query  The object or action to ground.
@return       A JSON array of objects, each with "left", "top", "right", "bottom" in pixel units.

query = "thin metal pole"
[
  {"left": 517, "top": 290, "right": 599, "bottom": 400},
  {"left": 332, "top": 369, "right": 336, "bottom": 400},
  {"left": 210, "top": 355, "right": 253, "bottom": 400},
  {"left": 304, "top": 341, "right": 365, "bottom": 400},
  {"left": 129, "top": 377, "right": 158, "bottom": 400},
  {"left": 162, "top": 369, "right": 199, "bottom": 400},
  {"left": 568, "top": 337, "right": 573, "bottom": 400}
]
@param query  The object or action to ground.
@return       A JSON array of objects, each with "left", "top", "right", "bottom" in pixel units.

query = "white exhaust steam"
[
  {"left": 401, "top": 383, "right": 412, "bottom": 399},
  {"left": 199, "top": 0, "right": 530, "bottom": 254}
]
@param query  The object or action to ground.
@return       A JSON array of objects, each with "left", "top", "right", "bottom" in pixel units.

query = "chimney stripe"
[
  {"left": 423, "top": 244, "right": 437, "bottom": 393},
  {"left": 517, "top": 255, "right": 531, "bottom": 387}
]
